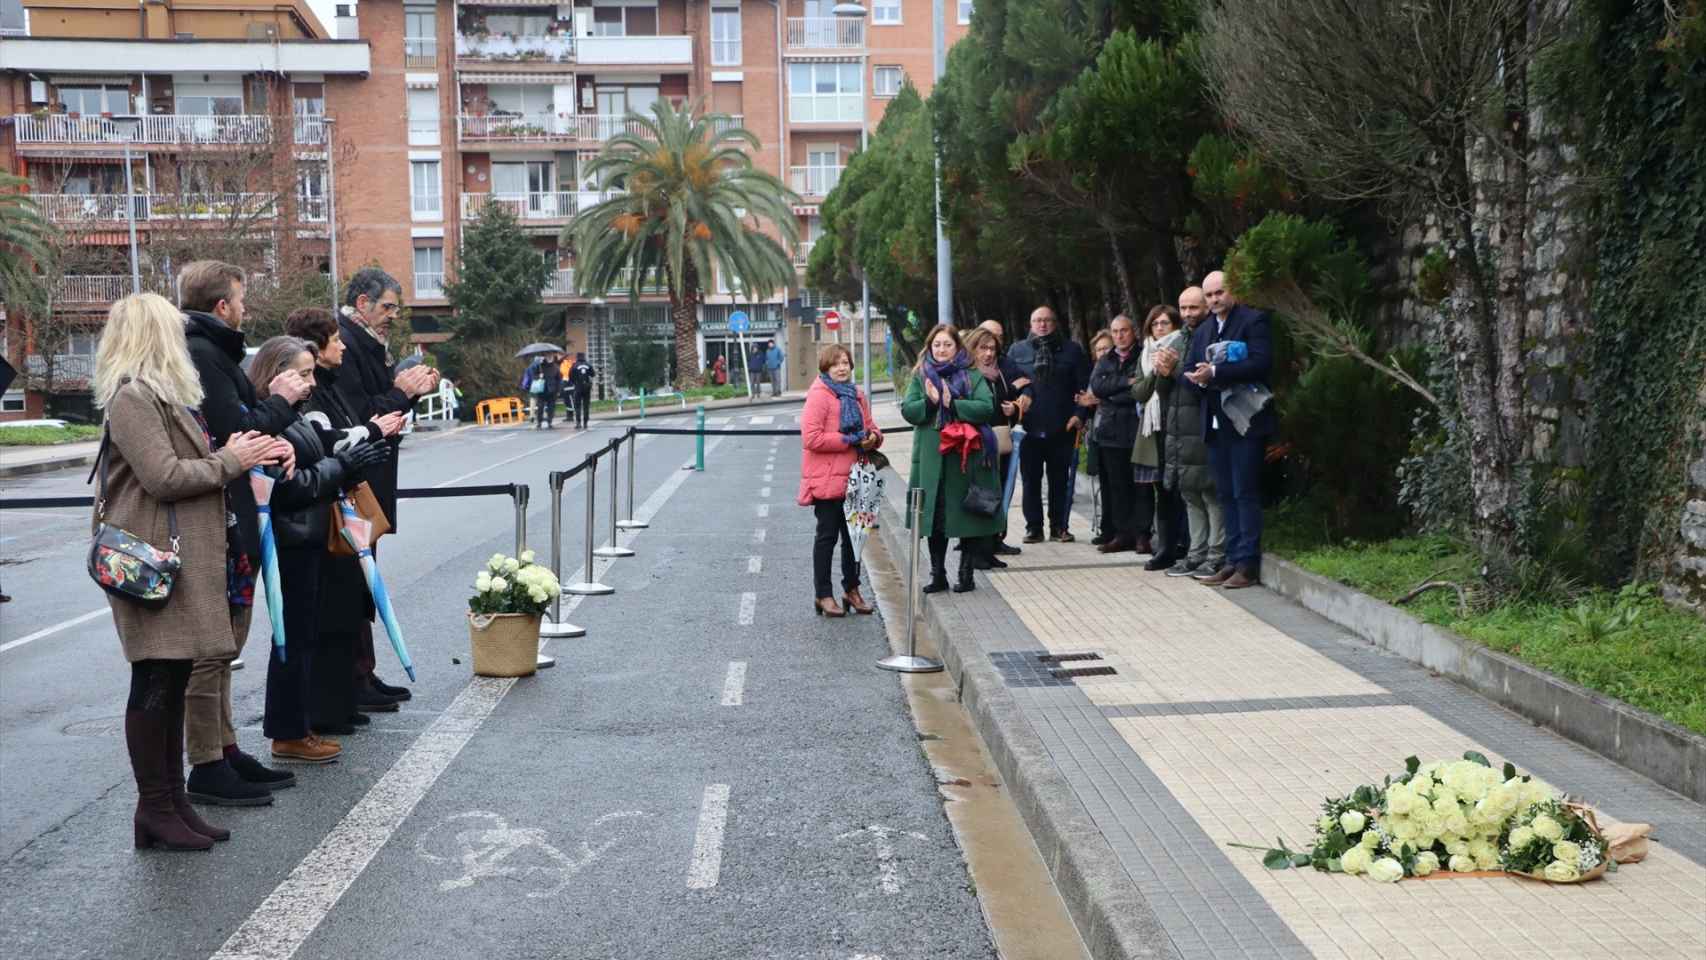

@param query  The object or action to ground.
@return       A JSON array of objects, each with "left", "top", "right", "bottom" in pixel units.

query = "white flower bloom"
[
  {"left": 1368, "top": 858, "right": 1404, "bottom": 883},
  {"left": 1447, "top": 853, "right": 1476, "bottom": 873},
  {"left": 1340, "top": 846, "right": 1372, "bottom": 875},
  {"left": 488, "top": 554, "right": 507, "bottom": 572},
  {"left": 1543, "top": 860, "right": 1581, "bottom": 883},
  {"left": 1532, "top": 814, "right": 1564, "bottom": 841},
  {"left": 1339, "top": 810, "right": 1366, "bottom": 835},
  {"left": 490, "top": 576, "right": 508, "bottom": 592},
  {"left": 475, "top": 572, "right": 491, "bottom": 590},
  {"left": 502, "top": 557, "right": 519, "bottom": 573},
  {"left": 519, "top": 549, "right": 536, "bottom": 564},
  {"left": 1411, "top": 851, "right": 1440, "bottom": 876}
]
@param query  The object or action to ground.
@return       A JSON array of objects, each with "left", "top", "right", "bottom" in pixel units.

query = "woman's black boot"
[
  {"left": 953, "top": 542, "right": 977, "bottom": 593},
  {"left": 922, "top": 536, "right": 950, "bottom": 594}
]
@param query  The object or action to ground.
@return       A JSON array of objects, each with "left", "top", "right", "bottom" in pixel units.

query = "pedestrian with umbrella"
[
  {"left": 798, "top": 344, "right": 882, "bottom": 617},
  {"left": 515, "top": 342, "right": 563, "bottom": 429},
  {"left": 244, "top": 336, "right": 390, "bottom": 765}
]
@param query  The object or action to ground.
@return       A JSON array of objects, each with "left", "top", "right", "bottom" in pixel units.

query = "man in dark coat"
[
  {"left": 1184, "top": 270, "right": 1275, "bottom": 589},
  {"left": 1088, "top": 314, "right": 1144, "bottom": 553},
  {"left": 568, "top": 352, "right": 595, "bottom": 429},
  {"left": 1006, "top": 305, "right": 1091, "bottom": 543},
  {"left": 179, "top": 260, "right": 304, "bottom": 805},
  {"left": 533, "top": 354, "right": 563, "bottom": 429},
  {"left": 333, "top": 267, "right": 438, "bottom": 706}
]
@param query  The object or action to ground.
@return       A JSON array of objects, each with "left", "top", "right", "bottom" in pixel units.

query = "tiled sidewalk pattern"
[{"left": 875, "top": 408, "right": 1706, "bottom": 959}]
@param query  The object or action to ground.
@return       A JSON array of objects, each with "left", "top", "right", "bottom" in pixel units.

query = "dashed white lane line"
[
  {"left": 748, "top": 415, "right": 775, "bottom": 425},
  {"left": 763, "top": 473, "right": 773, "bottom": 483},
  {"left": 686, "top": 784, "right": 732, "bottom": 890},
  {"left": 0, "top": 607, "right": 111, "bottom": 654},
  {"left": 759, "top": 486, "right": 771, "bottom": 498},
  {"left": 756, "top": 504, "right": 769, "bottom": 518},
  {"left": 209, "top": 677, "right": 513, "bottom": 960},
  {"left": 747, "top": 556, "right": 762, "bottom": 574},
  {"left": 752, "top": 528, "right": 766, "bottom": 543},
  {"left": 720, "top": 661, "right": 747, "bottom": 706},
  {"left": 737, "top": 592, "right": 756, "bottom": 625}
]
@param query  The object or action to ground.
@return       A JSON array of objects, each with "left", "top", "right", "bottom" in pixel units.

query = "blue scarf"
[
  {"left": 820, "top": 373, "right": 865, "bottom": 446},
  {"left": 923, "top": 350, "right": 998, "bottom": 470}
]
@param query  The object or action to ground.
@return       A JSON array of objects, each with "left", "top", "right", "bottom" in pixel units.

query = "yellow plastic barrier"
[{"left": 476, "top": 397, "right": 525, "bottom": 425}]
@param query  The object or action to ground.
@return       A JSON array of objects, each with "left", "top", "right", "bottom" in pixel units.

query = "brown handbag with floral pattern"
[{"left": 86, "top": 429, "right": 182, "bottom": 609}]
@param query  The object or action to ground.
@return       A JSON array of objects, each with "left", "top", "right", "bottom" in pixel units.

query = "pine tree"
[{"left": 444, "top": 202, "right": 554, "bottom": 340}]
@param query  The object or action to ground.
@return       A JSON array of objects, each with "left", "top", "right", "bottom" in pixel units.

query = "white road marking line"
[
  {"left": 214, "top": 435, "right": 719, "bottom": 960},
  {"left": 209, "top": 677, "right": 514, "bottom": 960},
  {"left": 720, "top": 661, "right": 747, "bottom": 706},
  {"left": 1, "top": 607, "right": 111, "bottom": 654},
  {"left": 748, "top": 415, "right": 775, "bottom": 425},
  {"left": 756, "top": 504, "right": 769, "bottom": 518},
  {"left": 747, "top": 556, "right": 762, "bottom": 574},
  {"left": 752, "top": 528, "right": 766, "bottom": 543},
  {"left": 686, "top": 784, "right": 731, "bottom": 890},
  {"left": 0, "top": 509, "right": 89, "bottom": 520},
  {"left": 737, "top": 592, "right": 756, "bottom": 625},
  {"left": 763, "top": 473, "right": 773, "bottom": 483},
  {"left": 434, "top": 432, "right": 580, "bottom": 487},
  {"left": 759, "top": 486, "right": 771, "bottom": 498}
]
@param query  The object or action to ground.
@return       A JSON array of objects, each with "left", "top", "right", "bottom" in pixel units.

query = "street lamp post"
[{"left": 325, "top": 117, "right": 340, "bottom": 315}]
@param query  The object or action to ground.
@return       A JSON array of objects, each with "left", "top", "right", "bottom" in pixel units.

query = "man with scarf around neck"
[
  {"left": 1088, "top": 314, "right": 1146, "bottom": 553},
  {"left": 179, "top": 261, "right": 304, "bottom": 806},
  {"left": 901, "top": 324, "right": 1006, "bottom": 593},
  {"left": 1006, "top": 306, "right": 1092, "bottom": 543}
]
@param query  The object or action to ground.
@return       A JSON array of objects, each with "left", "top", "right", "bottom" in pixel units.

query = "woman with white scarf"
[{"left": 1131, "top": 306, "right": 1189, "bottom": 570}]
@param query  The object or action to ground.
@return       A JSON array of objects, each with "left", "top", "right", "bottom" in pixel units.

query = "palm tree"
[
  {"left": 569, "top": 98, "right": 797, "bottom": 389},
  {"left": 0, "top": 171, "right": 55, "bottom": 279}
]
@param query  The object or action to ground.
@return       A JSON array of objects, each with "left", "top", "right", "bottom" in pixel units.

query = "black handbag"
[
  {"left": 961, "top": 482, "right": 1001, "bottom": 518},
  {"left": 86, "top": 429, "right": 182, "bottom": 609}
]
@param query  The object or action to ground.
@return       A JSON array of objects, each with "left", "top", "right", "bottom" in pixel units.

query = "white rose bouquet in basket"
[
  {"left": 466, "top": 551, "right": 562, "bottom": 678},
  {"left": 469, "top": 550, "right": 561, "bottom": 616}
]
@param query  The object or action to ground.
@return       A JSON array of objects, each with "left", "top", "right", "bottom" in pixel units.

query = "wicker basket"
[{"left": 468, "top": 612, "right": 541, "bottom": 677}]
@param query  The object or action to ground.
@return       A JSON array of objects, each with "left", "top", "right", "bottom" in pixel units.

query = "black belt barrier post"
[
  {"left": 594, "top": 436, "right": 634, "bottom": 559},
  {"left": 540, "top": 469, "right": 583, "bottom": 645},
  {"left": 564, "top": 452, "right": 614, "bottom": 596}
]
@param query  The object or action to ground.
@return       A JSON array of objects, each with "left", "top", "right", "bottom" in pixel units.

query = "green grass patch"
[
  {"left": 0, "top": 424, "right": 102, "bottom": 446},
  {"left": 1269, "top": 508, "right": 1706, "bottom": 735}
]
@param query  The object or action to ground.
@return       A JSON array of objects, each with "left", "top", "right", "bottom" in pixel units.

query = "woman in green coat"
[{"left": 902, "top": 323, "right": 1005, "bottom": 593}]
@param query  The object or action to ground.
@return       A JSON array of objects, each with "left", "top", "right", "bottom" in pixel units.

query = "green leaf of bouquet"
[
  {"left": 1405, "top": 755, "right": 1420, "bottom": 776},
  {"left": 1263, "top": 849, "right": 1294, "bottom": 869},
  {"left": 1463, "top": 750, "right": 1491, "bottom": 767},
  {"left": 1291, "top": 853, "right": 1312, "bottom": 867},
  {"left": 1326, "top": 857, "right": 1343, "bottom": 872},
  {"left": 1503, "top": 762, "right": 1518, "bottom": 781}
]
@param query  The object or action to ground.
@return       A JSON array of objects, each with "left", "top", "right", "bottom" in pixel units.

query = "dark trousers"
[
  {"left": 534, "top": 389, "right": 556, "bottom": 427},
  {"left": 1208, "top": 426, "right": 1265, "bottom": 571},
  {"left": 812, "top": 498, "right": 860, "bottom": 599},
  {"left": 1097, "top": 445, "right": 1139, "bottom": 541},
  {"left": 310, "top": 628, "right": 359, "bottom": 731},
  {"left": 263, "top": 546, "right": 319, "bottom": 741},
  {"left": 1019, "top": 430, "right": 1077, "bottom": 534},
  {"left": 573, "top": 388, "right": 592, "bottom": 429},
  {"left": 1154, "top": 480, "right": 1188, "bottom": 559}
]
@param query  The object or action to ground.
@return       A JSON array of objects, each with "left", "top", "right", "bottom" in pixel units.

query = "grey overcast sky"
[{"left": 308, "top": 0, "right": 339, "bottom": 35}]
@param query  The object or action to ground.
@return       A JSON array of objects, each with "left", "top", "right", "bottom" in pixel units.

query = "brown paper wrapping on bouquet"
[{"left": 1418, "top": 803, "right": 1625, "bottom": 884}]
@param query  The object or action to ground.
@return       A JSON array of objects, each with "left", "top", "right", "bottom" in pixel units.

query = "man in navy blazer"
[{"left": 1182, "top": 270, "right": 1273, "bottom": 589}]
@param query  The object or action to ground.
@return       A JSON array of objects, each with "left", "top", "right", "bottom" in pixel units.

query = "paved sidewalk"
[{"left": 876, "top": 420, "right": 1706, "bottom": 960}]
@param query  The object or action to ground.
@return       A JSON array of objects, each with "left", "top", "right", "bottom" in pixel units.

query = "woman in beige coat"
[{"left": 93, "top": 293, "right": 279, "bottom": 851}]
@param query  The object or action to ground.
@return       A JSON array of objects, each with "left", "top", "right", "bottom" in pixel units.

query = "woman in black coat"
[
  {"left": 284, "top": 310, "right": 406, "bottom": 736},
  {"left": 247, "top": 337, "right": 390, "bottom": 763}
]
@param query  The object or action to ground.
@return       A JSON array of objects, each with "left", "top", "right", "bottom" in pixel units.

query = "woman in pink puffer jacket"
[{"left": 798, "top": 343, "right": 883, "bottom": 618}]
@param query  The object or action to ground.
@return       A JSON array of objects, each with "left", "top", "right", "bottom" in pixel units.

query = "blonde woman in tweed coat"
[{"left": 93, "top": 293, "right": 280, "bottom": 851}]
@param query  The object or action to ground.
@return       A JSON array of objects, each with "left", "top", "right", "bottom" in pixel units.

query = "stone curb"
[
  {"left": 0, "top": 451, "right": 100, "bottom": 480},
  {"left": 1263, "top": 556, "right": 1706, "bottom": 803},
  {"left": 873, "top": 484, "right": 1179, "bottom": 960}
]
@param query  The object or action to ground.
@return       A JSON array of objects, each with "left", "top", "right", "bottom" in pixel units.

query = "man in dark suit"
[
  {"left": 1007, "top": 306, "right": 1092, "bottom": 543},
  {"left": 335, "top": 268, "right": 439, "bottom": 707},
  {"left": 1183, "top": 270, "right": 1274, "bottom": 589}
]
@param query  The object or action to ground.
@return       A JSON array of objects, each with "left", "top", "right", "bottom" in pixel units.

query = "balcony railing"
[
  {"left": 294, "top": 115, "right": 327, "bottom": 145},
  {"left": 785, "top": 17, "right": 864, "bottom": 49},
  {"left": 789, "top": 165, "right": 844, "bottom": 197},
  {"left": 415, "top": 272, "right": 445, "bottom": 298},
  {"left": 14, "top": 114, "right": 275, "bottom": 145},
  {"left": 460, "top": 191, "right": 618, "bottom": 222},
  {"left": 794, "top": 241, "right": 816, "bottom": 267},
  {"left": 57, "top": 275, "right": 136, "bottom": 302},
  {"left": 405, "top": 35, "right": 438, "bottom": 68},
  {"left": 541, "top": 268, "right": 576, "bottom": 297},
  {"left": 299, "top": 196, "right": 328, "bottom": 223},
  {"left": 35, "top": 192, "right": 279, "bottom": 223},
  {"left": 456, "top": 113, "right": 641, "bottom": 143},
  {"left": 576, "top": 35, "right": 692, "bottom": 65},
  {"left": 23, "top": 353, "right": 95, "bottom": 383},
  {"left": 455, "top": 32, "right": 574, "bottom": 63}
]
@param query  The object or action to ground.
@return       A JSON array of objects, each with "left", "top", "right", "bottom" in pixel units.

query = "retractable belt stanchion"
[
  {"left": 512, "top": 483, "right": 529, "bottom": 558},
  {"left": 594, "top": 436, "right": 634, "bottom": 559},
  {"left": 539, "top": 469, "right": 583, "bottom": 647},
  {"left": 877, "top": 487, "right": 943, "bottom": 674},
  {"left": 616, "top": 427, "right": 647, "bottom": 530},
  {"left": 564, "top": 452, "right": 615, "bottom": 595}
]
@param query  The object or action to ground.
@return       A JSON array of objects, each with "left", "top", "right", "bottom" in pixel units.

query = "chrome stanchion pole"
[
  {"left": 540, "top": 470, "right": 581, "bottom": 647},
  {"left": 512, "top": 483, "right": 529, "bottom": 557},
  {"left": 595, "top": 437, "right": 634, "bottom": 559},
  {"left": 878, "top": 488, "right": 942, "bottom": 673},
  {"left": 617, "top": 428, "right": 647, "bottom": 530},
  {"left": 564, "top": 457, "right": 614, "bottom": 595}
]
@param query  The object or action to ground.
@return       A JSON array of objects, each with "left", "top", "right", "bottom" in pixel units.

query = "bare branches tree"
[{"left": 1201, "top": 0, "right": 1570, "bottom": 560}]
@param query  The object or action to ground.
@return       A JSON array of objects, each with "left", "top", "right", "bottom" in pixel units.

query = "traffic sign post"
[
  {"left": 823, "top": 310, "right": 842, "bottom": 344},
  {"left": 730, "top": 310, "right": 752, "bottom": 400}
]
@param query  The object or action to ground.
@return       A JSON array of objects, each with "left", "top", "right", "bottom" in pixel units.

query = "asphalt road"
[{"left": 0, "top": 404, "right": 996, "bottom": 960}]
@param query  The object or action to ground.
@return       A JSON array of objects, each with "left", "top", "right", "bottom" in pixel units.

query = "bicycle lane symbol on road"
[{"left": 415, "top": 810, "right": 650, "bottom": 899}]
